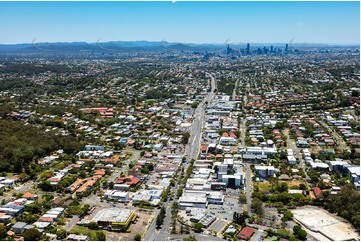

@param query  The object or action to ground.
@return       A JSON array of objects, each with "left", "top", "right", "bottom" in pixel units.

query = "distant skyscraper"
[
  {"left": 226, "top": 44, "right": 231, "bottom": 55},
  {"left": 246, "top": 43, "right": 250, "bottom": 55},
  {"left": 270, "top": 45, "right": 274, "bottom": 53},
  {"left": 285, "top": 44, "right": 289, "bottom": 53},
  {"left": 263, "top": 46, "right": 268, "bottom": 54}
]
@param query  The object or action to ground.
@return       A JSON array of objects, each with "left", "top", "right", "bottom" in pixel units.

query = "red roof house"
[
  {"left": 237, "top": 227, "right": 255, "bottom": 240},
  {"left": 313, "top": 187, "right": 322, "bottom": 199},
  {"left": 116, "top": 176, "right": 140, "bottom": 186}
]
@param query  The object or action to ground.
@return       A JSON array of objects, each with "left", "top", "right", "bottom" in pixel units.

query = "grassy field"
[
  {"left": 256, "top": 180, "right": 306, "bottom": 191},
  {"left": 70, "top": 225, "right": 98, "bottom": 239},
  {"left": 257, "top": 181, "right": 272, "bottom": 191},
  {"left": 286, "top": 180, "right": 305, "bottom": 188}
]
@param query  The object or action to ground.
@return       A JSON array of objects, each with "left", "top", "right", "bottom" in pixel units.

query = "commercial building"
[
  {"left": 255, "top": 166, "right": 275, "bottom": 178},
  {"left": 198, "top": 214, "right": 217, "bottom": 228},
  {"left": 103, "top": 190, "right": 130, "bottom": 203},
  {"left": 178, "top": 192, "right": 208, "bottom": 209},
  {"left": 92, "top": 208, "right": 135, "bottom": 231}
]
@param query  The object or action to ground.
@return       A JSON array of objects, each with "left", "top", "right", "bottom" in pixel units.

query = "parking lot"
[
  {"left": 206, "top": 196, "right": 242, "bottom": 221},
  {"left": 207, "top": 204, "right": 234, "bottom": 221},
  {"left": 250, "top": 229, "right": 265, "bottom": 242},
  {"left": 208, "top": 218, "right": 228, "bottom": 233},
  {"left": 121, "top": 210, "right": 155, "bottom": 241}
]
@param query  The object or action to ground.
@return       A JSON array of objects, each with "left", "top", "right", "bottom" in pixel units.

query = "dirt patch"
[{"left": 286, "top": 180, "right": 305, "bottom": 187}]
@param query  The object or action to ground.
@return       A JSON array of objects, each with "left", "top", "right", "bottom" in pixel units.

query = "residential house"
[{"left": 237, "top": 227, "right": 255, "bottom": 240}]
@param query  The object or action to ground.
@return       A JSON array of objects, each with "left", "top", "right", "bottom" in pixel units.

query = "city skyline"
[{"left": 0, "top": 1, "right": 359, "bottom": 45}]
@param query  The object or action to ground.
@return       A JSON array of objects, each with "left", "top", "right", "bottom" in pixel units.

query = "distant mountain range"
[
  {"left": 0, "top": 41, "right": 221, "bottom": 53},
  {"left": 0, "top": 41, "right": 358, "bottom": 54}
]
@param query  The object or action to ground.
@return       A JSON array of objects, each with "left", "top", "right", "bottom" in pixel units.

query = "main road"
[
  {"left": 144, "top": 73, "right": 216, "bottom": 241},
  {"left": 186, "top": 72, "right": 216, "bottom": 160}
]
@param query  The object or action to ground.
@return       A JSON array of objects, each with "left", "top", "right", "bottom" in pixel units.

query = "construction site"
[{"left": 292, "top": 206, "right": 360, "bottom": 241}]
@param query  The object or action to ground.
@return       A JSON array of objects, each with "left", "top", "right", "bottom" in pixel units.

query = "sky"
[{"left": 0, "top": 1, "right": 359, "bottom": 45}]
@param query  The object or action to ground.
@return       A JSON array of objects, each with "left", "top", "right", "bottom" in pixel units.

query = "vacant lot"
[
  {"left": 256, "top": 180, "right": 306, "bottom": 191},
  {"left": 292, "top": 206, "right": 360, "bottom": 241}
]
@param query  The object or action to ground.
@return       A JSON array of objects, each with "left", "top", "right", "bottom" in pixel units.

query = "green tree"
[
  {"left": 39, "top": 180, "right": 53, "bottom": 192},
  {"left": 19, "top": 173, "right": 30, "bottom": 182},
  {"left": 182, "top": 132, "right": 191, "bottom": 145},
  {"left": 0, "top": 226, "right": 7, "bottom": 239},
  {"left": 88, "top": 222, "right": 99, "bottom": 230},
  {"left": 277, "top": 229, "right": 290, "bottom": 239},
  {"left": 56, "top": 229, "right": 67, "bottom": 240},
  {"left": 183, "top": 235, "right": 197, "bottom": 241},
  {"left": 95, "top": 231, "right": 106, "bottom": 241},
  {"left": 293, "top": 225, "right": 301, "bottom": 234},
  {"left": 156, "top": 214, "right": 164, "bottom": 229},
  {"left": 23, "top": 228, "right": 41, "bottom": 241},
  {"left": 277, "top": 182, "right": 289, "bottom": 193},
  {"left": 191, "top": 102, "right": 199, "bottom": 108},
  {"left": 134, "top": 234, "right": 142, "bottom": 241},
  {"left": 239, "top": 194, "right": 247, "bottom": 203},
  {"left": 233, "top": 212, "right": 246, "bottom": 227},
  {"left": 194, "top": 223, "right": 204, "bottom": 233},
  {"left": 251, "top": 197, "right": 263, "bottom": 216},
  {"left": 282, "top": 210, "right": 293, "bottom": 221},
  {"left": 351, "top": 90, "right": 360, "bottom": 97},
  {"left": 299, "top": 184, "right": 306, "bottom": 190},
  {"left": 297, "top": 229, "right": 307, "bottom": 240}
]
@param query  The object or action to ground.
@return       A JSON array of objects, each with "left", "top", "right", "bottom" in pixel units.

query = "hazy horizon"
[
  {"left": 1, "top": 40, "right": 360, "bottom": 46},
  {"left": 0, "top": 1, "right": 359, "bottom": 45}
]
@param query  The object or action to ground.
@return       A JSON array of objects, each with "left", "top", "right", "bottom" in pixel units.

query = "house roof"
[
  {"left": 237, "top": 227, "right": 255, "bottom": 239},
  {"left": 12, "top": 222, "right": 27, "bottom": 229},
  {"left": 116, "top": 176, "right": 140, "bottom": 185},
  {"left": 63, "top": 200, "right": 74, "bottom": 207},
  {"left": 22, "top": 192, "right": 37, "bottom": 199},
  {"left": 313, "top": 187, "right": 322, "bottom": 197},
  {"left": 38, "top": 217, "right": 54, "bottom": 222},
  {"left": 52, "top": 197, "right": 62, "bottom": 205},
  {"left": 94, "top": 169, "right": 106, "bottom": 176}
]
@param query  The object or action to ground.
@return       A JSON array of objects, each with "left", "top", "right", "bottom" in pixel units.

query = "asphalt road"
[
  {"left": 144, "top": 73, "right": 216, "bottom": 241},
  {"left": 245, "top": 163, "right": 252, "bottom": 213},
  {"left": 240, "top": 118, "right": 246, "bottom": 147},
  {"left": 64, "top": 215, "right": 80, "bottom": 231},
  {"left": 250, "top": 228, "right": 265, "bottom": 241},
  {"left": 318, "top": 120, "right": 349, "bottom": 150},
  {"left": 186, "top": 73, "right": 215, "bottom": 160}
]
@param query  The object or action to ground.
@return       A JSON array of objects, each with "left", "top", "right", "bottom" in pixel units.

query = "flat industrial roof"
[{"left": 93, "top": 208, "right": 134, "bottom": 223}]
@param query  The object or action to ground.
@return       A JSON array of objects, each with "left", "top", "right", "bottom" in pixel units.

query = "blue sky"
[{"left": 0, "top": 1, "right": 359, "bottom": 44}]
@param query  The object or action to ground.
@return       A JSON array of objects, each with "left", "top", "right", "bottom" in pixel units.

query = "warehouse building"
[{"left": 92, "top": 208, "right": 135, "bottom": 231}]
